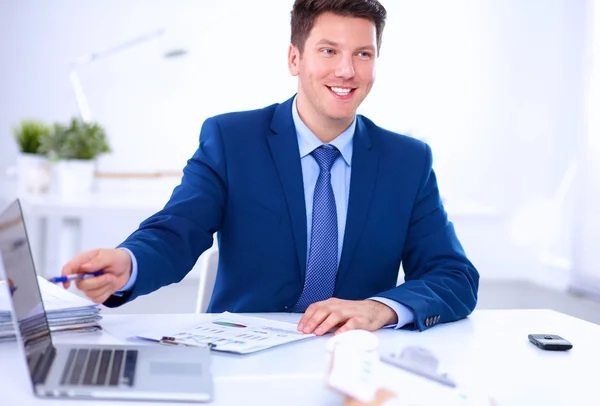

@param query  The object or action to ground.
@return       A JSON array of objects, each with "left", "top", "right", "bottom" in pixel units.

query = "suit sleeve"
[
  {"left": 375, "top": 143, "right": 479, "bottom": 331},
  {"left": 104, "top": 117, "right": 227, "bottom": 307}
]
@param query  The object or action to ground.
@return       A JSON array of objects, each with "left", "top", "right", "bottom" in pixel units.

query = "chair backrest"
[{"left": 195, "top": 245, "right": 219, "bottom": 313}]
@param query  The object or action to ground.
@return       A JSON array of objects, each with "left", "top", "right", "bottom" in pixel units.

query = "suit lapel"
[
  {"left": 268, "top": 97, "right": 307, "bottom": 278},
  {"left": 336, "top": 117, "right": 379, "bottom": 291}
]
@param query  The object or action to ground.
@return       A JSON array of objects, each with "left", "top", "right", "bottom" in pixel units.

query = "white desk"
[{"left": 1, "top": 309, "right": 597, "bottom": 406}]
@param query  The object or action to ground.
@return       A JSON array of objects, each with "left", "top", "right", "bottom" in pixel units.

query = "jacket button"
[{"left": 425, "top": 318, "right": 430, "bottom": 326}]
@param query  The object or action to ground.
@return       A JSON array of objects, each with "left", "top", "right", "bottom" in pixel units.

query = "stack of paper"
[{"left": 0, "top": 276, "right": 102, "bottom": 343}]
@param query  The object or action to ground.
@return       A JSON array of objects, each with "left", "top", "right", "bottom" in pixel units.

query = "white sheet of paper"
[
  {"left": 135, "top": 312, "right": 315, "bottom": 354},
  {"left": 0, "top": 276, "right": 99, "bottom": 314}
]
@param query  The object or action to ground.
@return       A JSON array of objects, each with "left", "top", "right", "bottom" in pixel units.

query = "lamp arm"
[
  {"left": 69, "top": 69, "right": 93, "bottom": 122},
  {"left": 68, "top": 28, "right": 166, "bottom": 122},
  {"left": 73, "top": 29, "right": 165, "bottom": 65}
]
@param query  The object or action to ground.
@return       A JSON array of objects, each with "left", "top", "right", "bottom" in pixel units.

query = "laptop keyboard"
[{"left": 60, "top": 348, "right": 138, "bottom": 387}]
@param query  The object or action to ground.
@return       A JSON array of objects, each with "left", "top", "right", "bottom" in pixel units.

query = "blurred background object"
[
  {"left": 12, "top": 119, "right": 52, "bottom": 196},
  {"left": 69, "top": 28, "right": 173, "bottom": 123},
  {"left": 39, "top": 118, "right": 111, "bottom": 199}
]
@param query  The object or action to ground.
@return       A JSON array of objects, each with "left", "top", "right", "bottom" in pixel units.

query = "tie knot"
[{"left": 311, "top": 145, "right": 340, "bottom": 172}]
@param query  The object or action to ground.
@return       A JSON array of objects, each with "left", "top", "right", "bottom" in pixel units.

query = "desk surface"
[{"left": 1, "top": 309, "right": 598, "bottom": 405}]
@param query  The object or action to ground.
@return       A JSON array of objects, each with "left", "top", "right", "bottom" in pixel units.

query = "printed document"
[{"left": 135, "top": 312, "right": 315, "bottom": 354}]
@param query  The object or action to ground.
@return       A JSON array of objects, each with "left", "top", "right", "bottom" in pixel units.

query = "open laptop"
[{"left": 0, "top": 199, "right": 213, "bottom": 402}]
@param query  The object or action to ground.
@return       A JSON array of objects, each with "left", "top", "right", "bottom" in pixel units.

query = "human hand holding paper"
[{"left": 327, "top": 330, "right": 496, "bottom": 406}]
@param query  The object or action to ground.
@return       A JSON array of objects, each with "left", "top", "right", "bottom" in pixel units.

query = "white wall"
[
  {"left": 0, "top": 0, "right": 298, "bottom": 175},
  {"left": 0, "top": 0, "right": 591, "bottom": 285},
  {"left": 571, "top": 0, "right": 600, "bottom": 297}
]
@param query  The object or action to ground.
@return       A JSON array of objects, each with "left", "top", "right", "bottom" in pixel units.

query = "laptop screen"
[{"left": 0, "top": 200, "right": 53, "bottom": 380}]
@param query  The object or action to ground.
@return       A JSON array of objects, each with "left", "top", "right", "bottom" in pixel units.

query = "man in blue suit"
[{"left": 61, "top": 0, "right": 478, "bottom": 334}]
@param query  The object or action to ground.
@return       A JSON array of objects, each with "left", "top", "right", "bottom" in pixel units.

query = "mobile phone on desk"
[{"left": 528, "top": 334, "right": 573, "bottom": 351}]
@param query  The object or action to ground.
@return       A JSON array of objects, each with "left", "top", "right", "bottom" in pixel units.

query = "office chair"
[{"left": 194, "top": 245, "right": 219, "bottom": 313}]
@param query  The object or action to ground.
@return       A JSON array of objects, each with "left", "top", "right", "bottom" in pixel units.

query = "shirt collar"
[{"left": 292, "top": 95, "right": 354, "bottom": 165}]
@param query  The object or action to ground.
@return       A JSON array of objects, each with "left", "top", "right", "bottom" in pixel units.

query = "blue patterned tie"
[{"left": 294, "top": 145, "right": 340, "bottom": 312}]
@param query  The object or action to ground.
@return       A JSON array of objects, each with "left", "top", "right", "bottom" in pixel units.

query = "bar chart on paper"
[{"left": 135, "top": 312, "right": 315, "bottom": 354}]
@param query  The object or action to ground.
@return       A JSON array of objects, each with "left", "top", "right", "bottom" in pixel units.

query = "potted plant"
[
  {"left": 39, "top": 118, "right": 111, "bottom": 198},
  {"left": 12, "top": 119, "right": 53, "bottom": 195}
]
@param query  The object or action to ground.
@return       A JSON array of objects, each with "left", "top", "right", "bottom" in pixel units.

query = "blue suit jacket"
[{"left": 107, "top": 96, "right": 479, "bottom": 331}]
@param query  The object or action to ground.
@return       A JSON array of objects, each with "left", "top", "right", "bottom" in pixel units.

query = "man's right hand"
[{"left": 61, "top": 248, "right": 132, "bottom": 303}]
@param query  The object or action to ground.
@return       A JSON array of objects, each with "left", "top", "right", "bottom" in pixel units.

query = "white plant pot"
[
  {"left": 16, "top": 153, "right": 52, "bottom": 196},
  {"left": 55, "top": 160, "right": 96, "bottom": 199}
]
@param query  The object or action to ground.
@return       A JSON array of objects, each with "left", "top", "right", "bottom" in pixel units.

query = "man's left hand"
[{"left": 297, "top": 298, "right": 398, "bottom": 336}]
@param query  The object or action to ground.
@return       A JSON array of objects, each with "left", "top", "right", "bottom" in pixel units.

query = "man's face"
[{"left": 289, "top": 12, "right": 377, "bottom": 125}]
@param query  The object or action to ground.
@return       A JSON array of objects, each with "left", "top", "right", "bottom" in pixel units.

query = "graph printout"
[{"left": 136, "top": 312, "right": 316, "bottom": 354}]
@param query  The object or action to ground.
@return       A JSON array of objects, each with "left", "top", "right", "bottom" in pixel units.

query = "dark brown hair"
[{"left": 291, "top": 0, "right": 387, "bottom": 55}]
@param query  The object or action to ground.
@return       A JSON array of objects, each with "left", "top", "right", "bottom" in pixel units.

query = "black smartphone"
[{"left": 528, "top": 334, "right": 573, "bottom": 351}]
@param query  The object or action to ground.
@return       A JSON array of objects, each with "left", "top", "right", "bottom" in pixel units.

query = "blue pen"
[{"left": 48, "top": 270, "right": 105, "bottom": 284}]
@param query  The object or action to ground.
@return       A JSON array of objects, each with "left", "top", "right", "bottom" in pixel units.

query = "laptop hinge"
[{"left": 33, "top": 346, "right": 56, "bottom": 385}]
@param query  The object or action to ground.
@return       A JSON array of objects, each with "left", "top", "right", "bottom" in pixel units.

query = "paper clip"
[
  {"left": 159, "top": 336, "right": 186, "bottom": 347},
  {"left": 159, "top": 336, "right": 217, "bottom": 350}
]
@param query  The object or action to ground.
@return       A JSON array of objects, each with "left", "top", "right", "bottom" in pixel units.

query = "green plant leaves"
[
  {"left": 12, "top": 119, "right": 51, "bottom": 154},
  {"left": 38, "top": 118, "right": 111, "bottom": 160}
]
